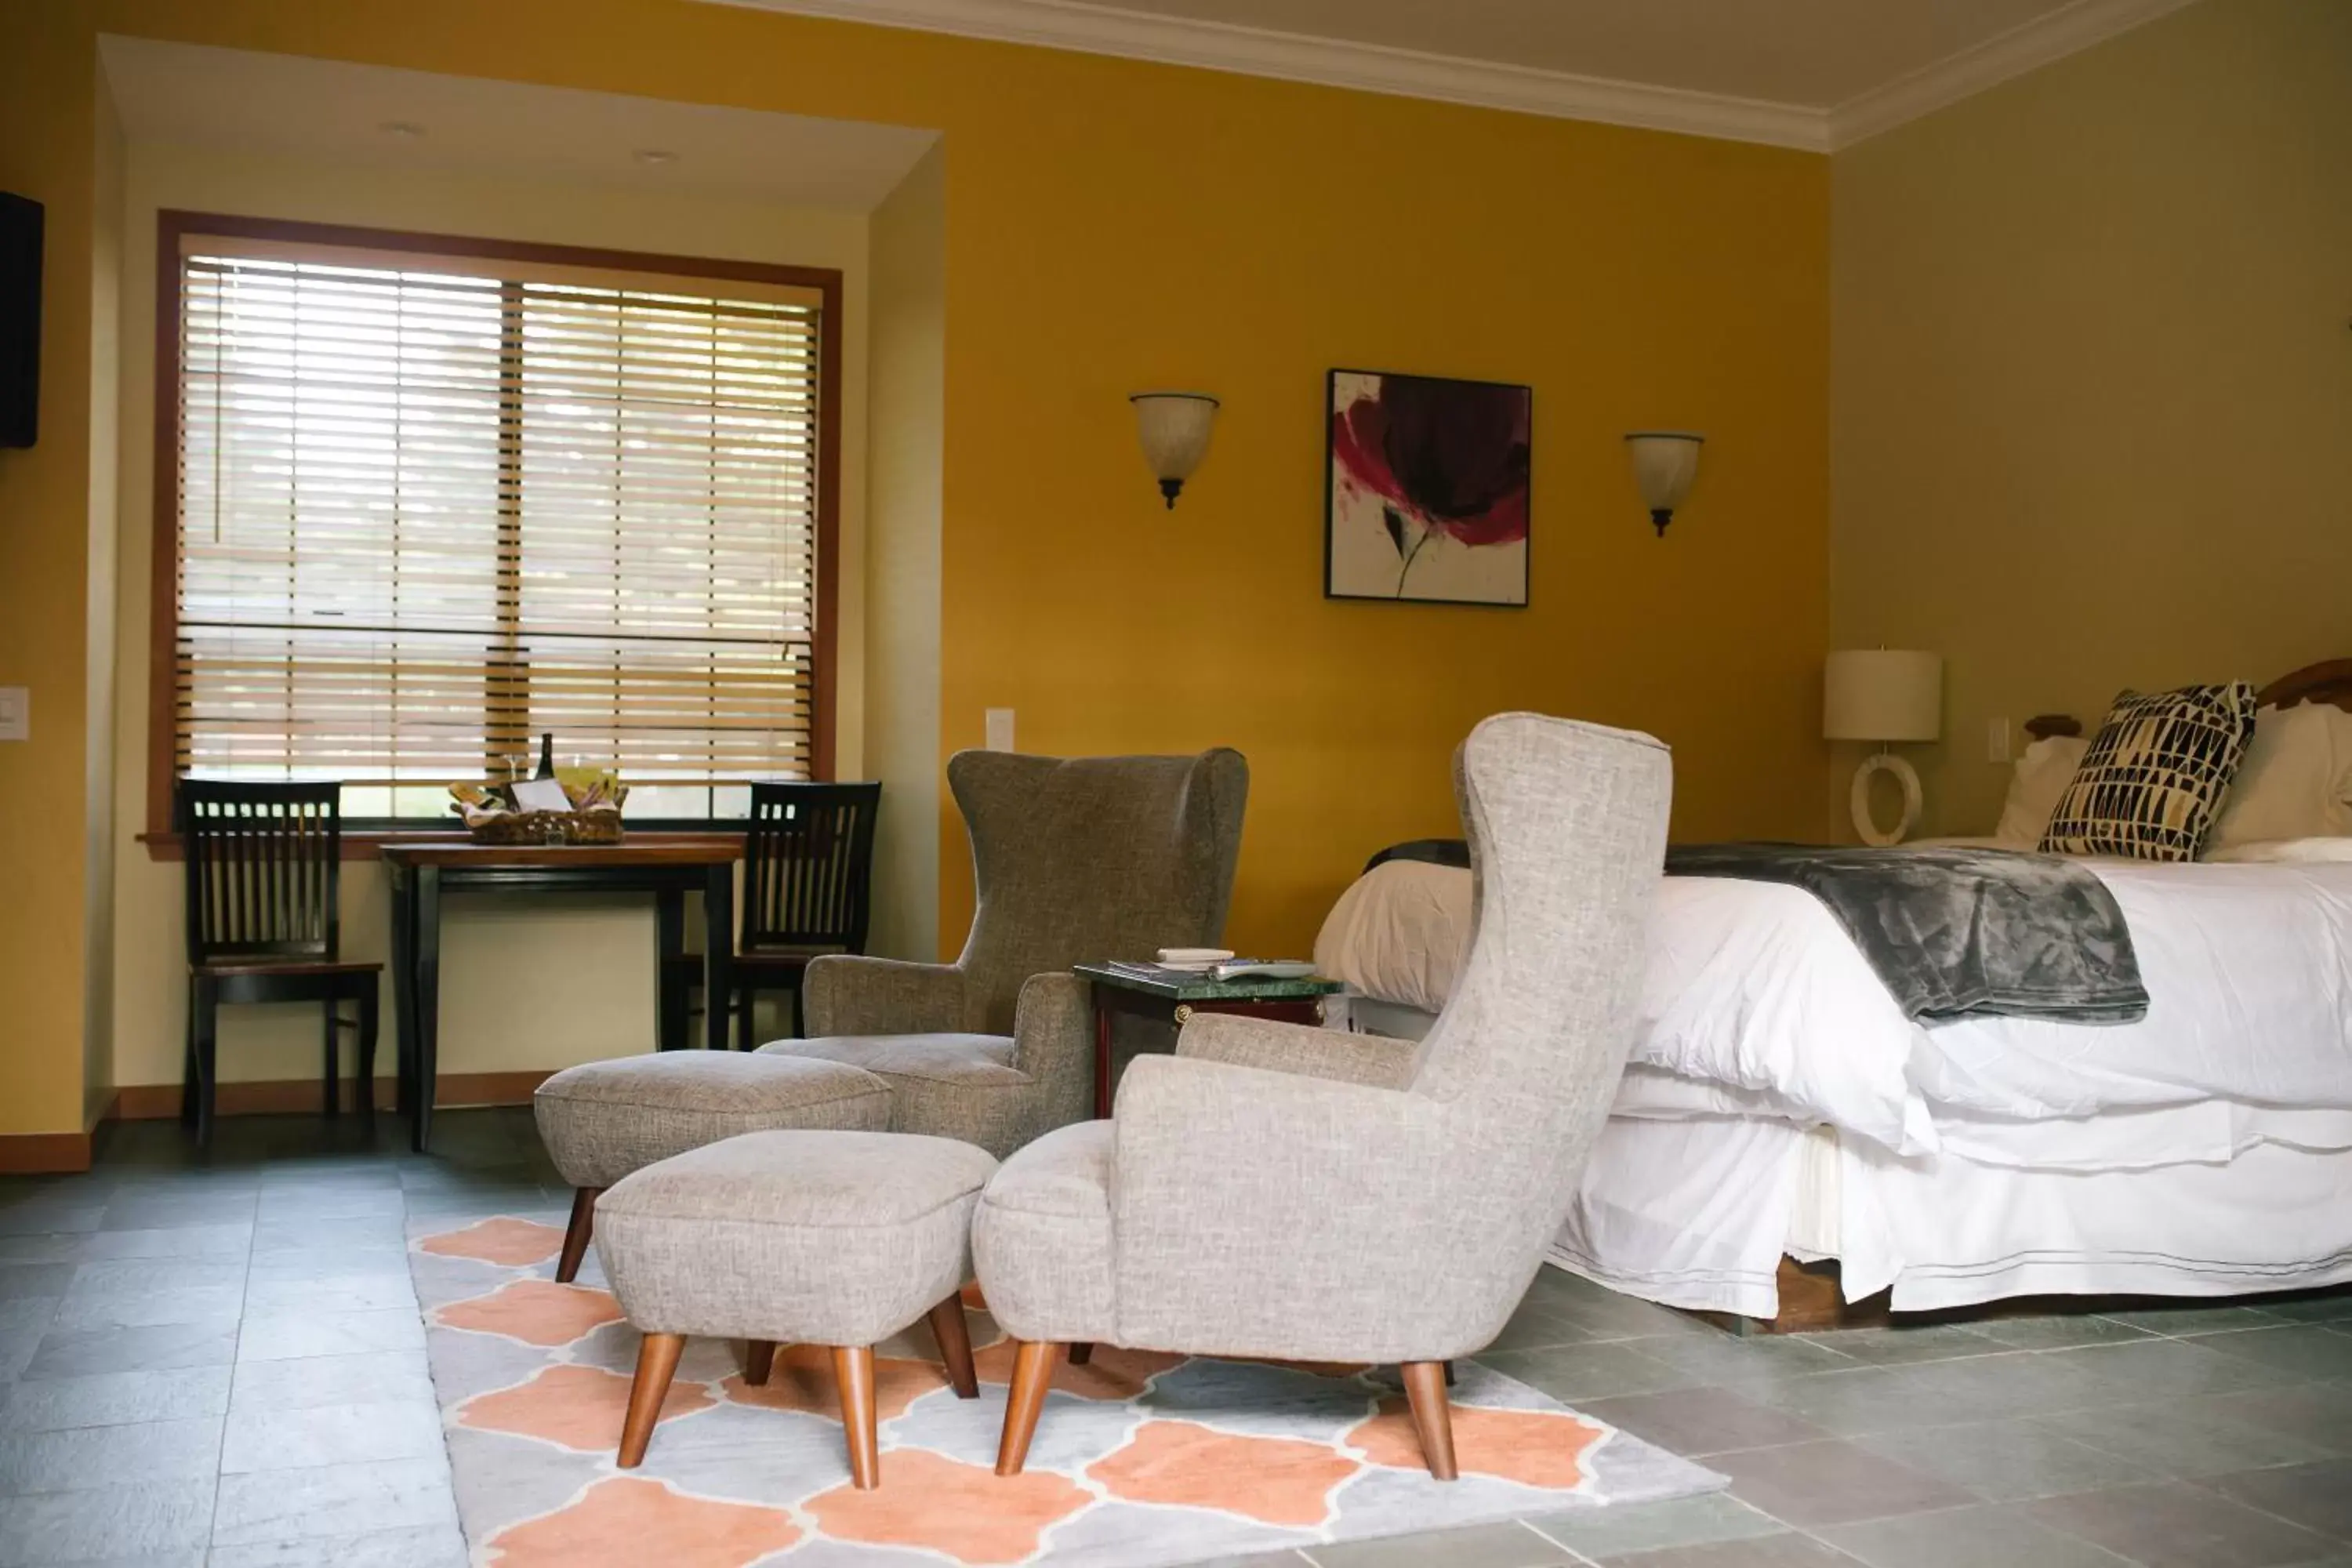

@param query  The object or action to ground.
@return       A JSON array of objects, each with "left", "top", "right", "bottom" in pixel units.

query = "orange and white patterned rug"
[{"left": 411, "top": 1215, "right": 1724, "bottom": 1568}]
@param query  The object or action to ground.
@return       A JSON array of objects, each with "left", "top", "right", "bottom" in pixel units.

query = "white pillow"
[
  {"left": 2207, "top": 702, "right": 2352, "bottom": 853},
  {"left": 2205, "top": 837, "right": 2352, "bottom": 864},
  {"left": 1312, "top": 858, "right": 1472, "bottom": 1015},
  {"left": 1994, "top": 735, "right": 2089, "bottom": 848}
]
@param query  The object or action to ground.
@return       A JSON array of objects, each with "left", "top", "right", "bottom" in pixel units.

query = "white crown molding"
[
  {"left": 699, "top": 0, "right": 2201, "bottom": 155},
  {"left": 1827, "top": 0, "right": 2203, "bottom": 148},
  {"left": 697, "top": 0, "right": 1832, "bottom": 151}
]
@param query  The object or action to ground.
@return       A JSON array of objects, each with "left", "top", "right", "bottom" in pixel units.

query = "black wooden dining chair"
[
  {"left": 730, "top": 781, "right": 882, "bottom": 1045},
  {"left": 177, "top": 779, "right": 381, "bottom": 1146}
]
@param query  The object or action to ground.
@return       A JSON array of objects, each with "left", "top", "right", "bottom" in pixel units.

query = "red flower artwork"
[{"left": 1328, "top": 372, "right": 1529, "bottom": 601}]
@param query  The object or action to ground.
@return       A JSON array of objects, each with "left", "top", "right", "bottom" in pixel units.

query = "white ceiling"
[
  {"left": 98, "top": 36, "right": 940, "bottom": 210},
  {"left": 703, "top": 0, "right": 2204, "bottom": 148},
  {"left": 1058, "top": 0, "right": 2078, "bottom": 106}
]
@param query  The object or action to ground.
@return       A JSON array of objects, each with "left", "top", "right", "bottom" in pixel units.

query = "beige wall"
[
  {"left": 82, "top": 82, "right": 125, "bottom": 1127},
  {"left": 1831, "top": 0, "right": 2352, "bottom": 837},
  {"left": 107, "top": 140, "right": 876, "bottom": 1091},
  {"left": 862, "top": 146, "right": 945, "bottom": 967}
]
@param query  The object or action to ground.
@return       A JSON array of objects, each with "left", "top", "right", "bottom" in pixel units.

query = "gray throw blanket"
[{"left": 1664, "top": 842, "right": 2148, "bottom": 1025}]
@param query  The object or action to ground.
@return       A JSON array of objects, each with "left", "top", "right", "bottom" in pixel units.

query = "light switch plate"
[
  {"left": 0, "top": 687, "right": 25, "bottom": 742},
  {"left": 1987, "top": 717, "right": 2010, "bottom": 764},
  {"left": 984, "top": 708, "right": 1014, "bottom": 752}
]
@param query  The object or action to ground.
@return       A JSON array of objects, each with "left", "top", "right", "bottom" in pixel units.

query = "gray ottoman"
[
  {"left": 534, "top": 1053, "right": 891, "bottom": 1281},
  {"left": 596, "top": 1129, "right": 998, "bottom": 1488}
]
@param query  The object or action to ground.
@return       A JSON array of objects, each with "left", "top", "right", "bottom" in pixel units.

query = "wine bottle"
[{"left": 535, "top": 733, "right": 555, "bottom": 779}]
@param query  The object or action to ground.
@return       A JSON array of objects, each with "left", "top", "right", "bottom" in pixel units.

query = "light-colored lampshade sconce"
[
  {"left": 1824, "top": 648, "right": 1943, "bottom": 845},
  {"left": 1129, "top": 391, "right": 1220, "bottom": 508},
  {"left": 1624, "top": 431, "right": 1704, "bottom": 536}
]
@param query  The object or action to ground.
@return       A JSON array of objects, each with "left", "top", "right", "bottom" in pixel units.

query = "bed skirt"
[{"left": 1550, "top": 1111, "right": 2352, "bottom": 1318}]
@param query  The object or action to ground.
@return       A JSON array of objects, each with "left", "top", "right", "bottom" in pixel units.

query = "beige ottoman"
[
  {"left": 596, "top": 1129, "right": 998, "bottom": 1489},
  {"left": 533, "top": 1053, "right": 891, "bottom": 1282}
]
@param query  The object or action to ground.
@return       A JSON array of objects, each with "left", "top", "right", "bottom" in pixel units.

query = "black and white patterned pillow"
[{"left": 2040, "top": 683, "right": 2258, "bottom": 861}]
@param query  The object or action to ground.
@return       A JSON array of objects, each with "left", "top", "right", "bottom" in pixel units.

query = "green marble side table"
[{"left": 1072, "top": 962, "right": 1345, "bottom": 1118}]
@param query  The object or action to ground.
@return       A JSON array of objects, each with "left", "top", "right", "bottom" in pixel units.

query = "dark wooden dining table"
[{"left": 382, "top": 838, "right": 741, "bottom": 1152}]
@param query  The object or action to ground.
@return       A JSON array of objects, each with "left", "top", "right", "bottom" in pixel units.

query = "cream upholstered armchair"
[
  {"left": 971, "top": 713, "right": 1669, "bottom": 1479},
  {"left": 757, "top": 748, "right": 1248, "bottom": 1159}
]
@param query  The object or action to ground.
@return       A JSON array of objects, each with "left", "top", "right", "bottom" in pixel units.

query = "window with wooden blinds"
[{"left": 150, "top": 213, "right": 840, "bottom": 835}]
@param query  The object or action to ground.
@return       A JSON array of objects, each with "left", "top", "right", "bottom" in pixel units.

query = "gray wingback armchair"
[
  {"left": 971, "top": 713, "right": 1668, "bottom": 1479},
  {"left": 756, "top": 747, "right": 1249, "bottom": 1159}
]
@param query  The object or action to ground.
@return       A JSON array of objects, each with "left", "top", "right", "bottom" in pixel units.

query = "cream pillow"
[
  {"left": 2205, "top": 837, "right": 2352, "bottom": 864},
  {"left": 2207, "top": 702, "right": 2352, "bottom": 853},
  {"left": 1994, "top": 735, "right": 2089, "bottom": 848}
]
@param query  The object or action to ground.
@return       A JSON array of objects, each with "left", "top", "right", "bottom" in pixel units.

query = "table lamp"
[{"left": 1824, "top": 649, "right": 1942, "bottom": 845}]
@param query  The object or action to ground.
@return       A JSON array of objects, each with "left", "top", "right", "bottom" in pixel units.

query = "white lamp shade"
[
  {"left": 1130, "top": 391, "right": 1219, "bottom": 486},
  {"left": 1824, "top": 649, "right": 1943, "bottom": 743},
  {"left": 1624, "top": 431, "right": 1704, "bottom": 514}
]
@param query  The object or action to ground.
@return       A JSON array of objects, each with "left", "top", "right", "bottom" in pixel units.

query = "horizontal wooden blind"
[{"left": 174, "top": 245, "right": 822, "bottom": 811}]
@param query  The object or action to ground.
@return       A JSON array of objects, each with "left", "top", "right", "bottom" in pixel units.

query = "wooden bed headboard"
[
  {"left": 2024, "top": 659, "right": 2352, "bottom": 740},
  {"left": 2257, "top": 659, "right": 2352, "bottom": 713}
]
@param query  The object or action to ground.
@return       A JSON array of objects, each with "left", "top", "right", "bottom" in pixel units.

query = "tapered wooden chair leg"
[
  {"left": 744, "top": 1339, "right": 776, "bottom": 1386},
  {"left": 833, "top": 1345, "right": 880, "bottom": 1490},
  {"left": 996, "top": 1340, "right": 1061, "bottom": 1476},
  {"left": 557, "top": 1187, "right": 601, "bottom": 1284},
  {"left": 618, "top": 1331, "right": 685, "bottom": 1468},
  {"left": 1066, "top": 1342, "right": 1094, "bottom": 1366},
  {"left": 928, "top": 1296, "right": 978, "bottom": 1398},
  {"left": 1400, "top": 1361, "right": 1459, "bottom": 1480}
]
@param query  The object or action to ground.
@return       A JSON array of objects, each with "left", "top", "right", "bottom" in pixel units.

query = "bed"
[{"left": 1314, "top": 660, "right": 2352, "bottom": 1325}]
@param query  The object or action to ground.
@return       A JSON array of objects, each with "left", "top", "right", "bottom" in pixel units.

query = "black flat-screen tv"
[{"left": 0, "top": 192, "right": 42, "bottom": 450}]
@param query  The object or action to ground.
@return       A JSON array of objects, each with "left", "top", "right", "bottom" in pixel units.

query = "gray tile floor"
[{"left": 5, "top": 1110, "right": 2350, "bottom": 1567}]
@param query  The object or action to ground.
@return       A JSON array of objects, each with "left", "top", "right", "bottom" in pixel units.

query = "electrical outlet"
[
  {"left": 1987, "top": 717, "right": 2010, "bottom": 764},
  {"left": 984, "top": 708, "right": 1014, "bottom": 752},
  {"left": 0, "top": 687, "right": 25, "bottom": 742}
]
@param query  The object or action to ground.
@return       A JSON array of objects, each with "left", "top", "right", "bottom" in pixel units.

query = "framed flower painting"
[{"left": 1325, "top": 368, "right": 1530, "bottom": 606}]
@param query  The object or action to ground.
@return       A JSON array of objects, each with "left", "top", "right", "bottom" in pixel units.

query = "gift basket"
[{"left": 450, "top": 742, "right": 628, "bottom": 844}]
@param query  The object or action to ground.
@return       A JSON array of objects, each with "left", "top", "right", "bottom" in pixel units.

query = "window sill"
[{"left": 138, "top": 826, "right": 748, "bottom": 862}]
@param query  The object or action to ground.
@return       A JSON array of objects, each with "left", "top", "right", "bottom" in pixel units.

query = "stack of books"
[{"left": 1106, "top": 957, "right": 1319, "bottom": 984}]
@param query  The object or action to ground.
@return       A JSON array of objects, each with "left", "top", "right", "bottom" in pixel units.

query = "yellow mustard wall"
[
  {"left": 2, "top": 0, "right": 1829, "bottom": 1137},
  {"left": 1832, "top": 0, "right": 2352, "bottom": 836},
  {"left": 0, "top": 4, "right": 97, "bottom": 1142},
  {"left": 920, "top": 62, "right": 1832, "bottom": 955}
]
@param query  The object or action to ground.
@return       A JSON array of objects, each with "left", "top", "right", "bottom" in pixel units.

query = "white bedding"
[{"left": 1316, "top": 855, "right": 2352, "bottom": 1150}]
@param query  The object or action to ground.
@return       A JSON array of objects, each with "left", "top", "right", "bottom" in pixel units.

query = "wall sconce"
[
  {"left": 1624, "top": 431, "right": 1704, "bottom": 536},
  {"left": 1129, "top": 391, "right": 1219, "bottom": 508}
]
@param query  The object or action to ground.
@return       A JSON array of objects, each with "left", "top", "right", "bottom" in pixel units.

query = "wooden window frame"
[{"left": 143, "top": 211, "right": 843, "bottom": 859}]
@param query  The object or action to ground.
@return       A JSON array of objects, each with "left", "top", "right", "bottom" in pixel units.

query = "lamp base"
[{"left": 1849, "top": 750, "right": 1922, "bottom": 847}]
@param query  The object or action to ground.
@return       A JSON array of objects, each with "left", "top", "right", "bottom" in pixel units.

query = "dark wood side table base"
[
  {"left": 386, "top": 842, "right": 739, "bottom": 1154},
  {"left": 1088, "top": 985, "right": 1325, "bottom": 1119}
]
